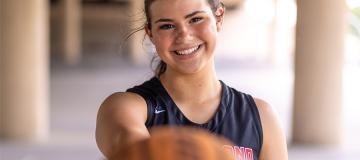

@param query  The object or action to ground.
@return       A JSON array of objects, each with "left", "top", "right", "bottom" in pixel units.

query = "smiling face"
[{"left": 146, "top": 0, "right": 224, "bottom": 75}]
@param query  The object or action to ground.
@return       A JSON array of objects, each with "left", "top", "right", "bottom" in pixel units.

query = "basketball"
[{"left": 109, "top": 126, "right": 234, "bottom": 160}]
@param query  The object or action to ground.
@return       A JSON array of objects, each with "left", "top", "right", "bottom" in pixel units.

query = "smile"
[{"left": 174, "top": 44, "right": 201, "bottom": 55}]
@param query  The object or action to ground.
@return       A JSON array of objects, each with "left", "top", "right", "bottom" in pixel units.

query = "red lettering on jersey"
[
  {"left": 222, "top": 145, "right": 254, "bottom": 160},
  {"left": 245, "top": 148, "right": 253, "bottom": 160},
  {"left": 234, "top": 146, "right": 245, "bottom": 160}
]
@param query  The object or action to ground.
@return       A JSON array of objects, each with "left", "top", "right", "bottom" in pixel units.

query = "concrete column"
[
  {"left": 292, "top": 0, "right": 347, "bottom": 145},
  {"left": 0, "top": 0, "right": 3, "bottom": 134},
  {"left": 0, "top": 0, "right": 49, "bottom": 142},
  {"left": 60, "top": 0, "right": 82, "bottom": 65}
]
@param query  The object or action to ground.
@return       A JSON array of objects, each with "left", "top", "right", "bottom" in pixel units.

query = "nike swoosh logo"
[{"left": 155, "top": 109, "right": 166, "bottom": 114}]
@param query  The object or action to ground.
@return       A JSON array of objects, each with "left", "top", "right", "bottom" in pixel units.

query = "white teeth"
[{"left": 176, "top": 45, "right": 199, "bottom": 55}]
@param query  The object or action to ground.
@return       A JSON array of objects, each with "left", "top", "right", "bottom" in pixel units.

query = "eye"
[
  {"left": 159, "top": 24, "right": 175, "bottom": 30},
  {"left": 189, "top": 17, "right": 203, "bottom": 24}
]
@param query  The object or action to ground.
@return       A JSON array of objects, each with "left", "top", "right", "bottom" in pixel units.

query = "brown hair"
[{"left": 144, "top": 0, "right": 225, "bottom": 77}]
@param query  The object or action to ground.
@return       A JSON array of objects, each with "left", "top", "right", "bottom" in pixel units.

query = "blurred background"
[{"left": 1, "top": 0, "right": 360, "bottom": 159}]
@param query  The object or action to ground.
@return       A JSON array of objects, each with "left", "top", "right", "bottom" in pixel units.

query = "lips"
[{"left": 174, "top": 44, "right": 202, "bottom": 56}]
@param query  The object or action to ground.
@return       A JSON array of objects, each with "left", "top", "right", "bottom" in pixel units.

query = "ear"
[
  {"left": 215, "top": 6, "right": 225, "bottom": 32},
  {"left": 145, "top": 26, "right": 154, "bottom": 43}
]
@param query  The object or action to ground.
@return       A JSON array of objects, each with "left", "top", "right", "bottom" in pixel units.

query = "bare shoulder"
[
  {"left": 253, "top": 97, "right": 282, "bottom": 140},
  {"left": 253, "top": 97, "right": 276, "bottom": 120},
  {"left": 97, "top": 91, "right": 149, "bottom": 129},
  {"left": 101, "top": 92, "right": 146, "bottom": 112},
  {"left": 97, "top": 92, "right": 147, "bottom": 123},
  {"left": 101, "top": 92, "right": 146, "bottom": 108},
  {"left": 96, "top": 92, "right": 149, "bottom": 158},
  {"left": 253, "top": 97, "right": 288, "bottom": 160}
]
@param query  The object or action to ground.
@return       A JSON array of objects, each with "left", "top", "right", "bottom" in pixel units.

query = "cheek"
[
  {"left": 196, "top": 21, "right": 218, "bottom": 43},
  {"left": 153, "top": 34, "right": 173, "bottom": 52}
]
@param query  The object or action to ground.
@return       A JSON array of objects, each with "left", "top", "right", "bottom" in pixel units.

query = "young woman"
[{"left": 96, "top": 0, "right": 288, "bottom": 159}]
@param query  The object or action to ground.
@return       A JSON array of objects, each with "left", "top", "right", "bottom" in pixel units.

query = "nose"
[{"left": 175, "top": 25, "right": 194, "bottom": 44}]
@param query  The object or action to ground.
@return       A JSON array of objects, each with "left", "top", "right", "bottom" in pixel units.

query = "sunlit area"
[
  {"left": 1, "top": 0, "right": 360, "bottom": 159},
  {"left": 343, "top": 0, "right": 360, "bottom": 152}
]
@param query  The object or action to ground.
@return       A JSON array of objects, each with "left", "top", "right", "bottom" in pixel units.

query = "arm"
[
  {"left": 255, "top": 98, "right": 288, "bottom": 160},
  {"left": 95, "top": 92, "right": 150, "bottom": 158}
]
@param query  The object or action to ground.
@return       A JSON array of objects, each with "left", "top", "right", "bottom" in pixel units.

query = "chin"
[{"left": 176, "top": 63, "right": 206, "bottom": 75}]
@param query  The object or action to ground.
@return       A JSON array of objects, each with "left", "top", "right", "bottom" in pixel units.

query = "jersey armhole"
[
  {"left": 126, "top": 90, "right": 153, "bottom": 127},
  {"left": 245, "top": 94, "right": 264, "bottom": 154}
]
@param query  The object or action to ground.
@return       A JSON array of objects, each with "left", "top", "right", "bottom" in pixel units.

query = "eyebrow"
[{"left": 154, "top": 10, "right": 206, "bottom": 24}]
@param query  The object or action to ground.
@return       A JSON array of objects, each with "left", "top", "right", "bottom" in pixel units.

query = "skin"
[{"left": 95, "top": 0, "right": 288, "bottom": 159}]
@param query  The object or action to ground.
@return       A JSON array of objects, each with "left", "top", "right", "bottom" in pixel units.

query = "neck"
[{"left": 159, "top": 63, "right": 221, "bottom": 105}]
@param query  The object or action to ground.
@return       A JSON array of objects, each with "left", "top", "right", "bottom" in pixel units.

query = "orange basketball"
[{"left": 109, "top": 126, "right": 234, "bottom": 160}]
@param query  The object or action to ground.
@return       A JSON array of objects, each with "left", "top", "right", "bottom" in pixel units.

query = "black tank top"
[{"left": 126, "top": 77, "right": 263, "bottom": 160}]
